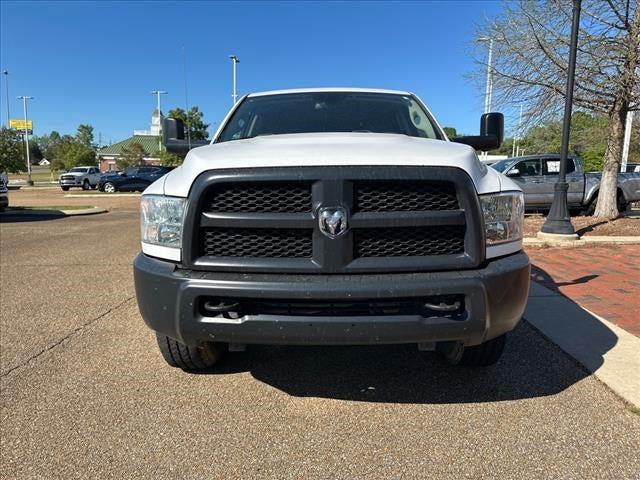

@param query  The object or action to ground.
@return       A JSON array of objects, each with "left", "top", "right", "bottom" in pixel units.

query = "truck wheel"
[
  {"left": 82, "top": 179, "right": 91, "bottom": 190},
  {"left": 61, "top": 186, "right": 69, "bottom": 191},
  {"left": 437, "top": 334, "right": 506, "bottom": 367},
  {"left": 155, "top": 333, "right": 226, "bottom": 372},
  {"left": 586, "top": 192, "right": 626, "bottom": 216}
]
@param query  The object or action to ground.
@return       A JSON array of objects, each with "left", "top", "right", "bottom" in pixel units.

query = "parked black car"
[{"left": 99, "top": 166, "right": 173, "bottom": 193}]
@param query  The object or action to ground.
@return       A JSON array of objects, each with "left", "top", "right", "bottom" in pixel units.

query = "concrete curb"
[
  {"left": 524, "top": 235, "right": 640, "bottom": 247},
  {"left": 525, "top": 282, "right": 640, "bottom": 408},
  {"left": 1, "top": 207, "right": 107, "bottom": 217}
]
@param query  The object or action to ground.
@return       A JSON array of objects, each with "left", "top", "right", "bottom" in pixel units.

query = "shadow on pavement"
[
  {"left": 191, "top": 263, "right": 621, "bottom": 404},
  {"left": 531, "top": 265, "right": 599, "bottom": 290},
  {"left": 0, "top": 210, "right": 68, "bottom": 223},
  {"left": 525, "top": 266, "right": 620, "bottom": 377},
  {"left": 200, "top": 321, "right": 600, "bottom": 404}
]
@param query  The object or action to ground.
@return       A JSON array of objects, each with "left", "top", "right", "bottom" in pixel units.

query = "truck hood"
[{"left": 159, "top": 132, "right": 505, "bottom": 197}]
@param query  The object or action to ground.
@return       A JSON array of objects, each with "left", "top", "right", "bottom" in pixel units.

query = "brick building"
[{"left": 97, "top": 109, "right": 163, "bottom": 172}]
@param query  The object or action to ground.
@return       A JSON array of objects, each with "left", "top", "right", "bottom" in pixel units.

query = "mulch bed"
[{"left": 524, "top": 213, "right": 640, "bottom": 237}]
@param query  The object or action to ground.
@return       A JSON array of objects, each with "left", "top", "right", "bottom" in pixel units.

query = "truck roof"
[{"left": 247, "top": 87, "right": 412, "bottom": 97}]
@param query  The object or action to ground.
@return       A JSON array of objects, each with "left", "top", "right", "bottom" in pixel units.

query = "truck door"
[
  {"left": 542, "top": 158, "right": 583, "bottom": 206},
  {"left": 505, "top": 158, "right": 544, "bottom": 206}
]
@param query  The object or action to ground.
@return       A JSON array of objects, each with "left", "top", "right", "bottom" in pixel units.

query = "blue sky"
[{"left": 0, "top": 1, "right": 502, "bottom": 144}]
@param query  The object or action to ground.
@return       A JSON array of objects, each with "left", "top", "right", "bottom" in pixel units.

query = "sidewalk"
[
  {"left": 525, "top": 281, "right": 640, "bottom": 408},
  {"left": 527, "top": 245, "right": 640, "bottom": 337}
]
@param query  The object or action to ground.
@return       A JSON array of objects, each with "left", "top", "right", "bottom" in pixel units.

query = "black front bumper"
[{"left": 134, "top": 252, "right": 530, "bottom": 347}]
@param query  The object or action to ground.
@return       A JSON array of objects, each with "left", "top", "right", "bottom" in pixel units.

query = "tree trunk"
[{"left": 593, "top": 103, "right": 626, "bottom": 219}]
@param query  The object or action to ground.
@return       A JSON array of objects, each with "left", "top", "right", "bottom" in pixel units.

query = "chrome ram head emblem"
[{"left": 319, "top": 206, "right": 348, "bottom": 239}]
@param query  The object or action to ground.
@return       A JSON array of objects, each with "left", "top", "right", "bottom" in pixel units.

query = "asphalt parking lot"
[{"left": 1, "top": 190, "right": 639, "bottom": 478}]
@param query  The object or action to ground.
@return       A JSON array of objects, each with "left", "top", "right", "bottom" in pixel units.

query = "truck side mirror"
[
  {"left": 480, "top": 112, "right": 504, "bottom": 146},
  {"left": 163, "top": 118, "right": 185, "bottom": 142},
  {"left": 162, "top": 117, "right": 209, "bottom": 155},
  {"left": 506, "top": 168, "right": 520, "bottom": 177},
  {"left": 451, "top": 112, "right": 504, "bottom": 151}
]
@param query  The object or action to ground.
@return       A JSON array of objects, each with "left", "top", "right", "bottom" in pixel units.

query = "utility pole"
[
  {"left": 621, "top": 111, "right": 634, "bottom": 173},
  {"left": 541, "top": 0, "right": 581, "bottom": 236},
  {"left": 229, "top": 55, "right": 240, "bottom": 105},
  {"left": 17, "top": 96, "right": 34, "bottom": 185},
  {"left": 151, "top": 90, "right": 167, "bottom": 151},
  {"left": 2, "top": 70, "right": 9, "bottom": 127}
]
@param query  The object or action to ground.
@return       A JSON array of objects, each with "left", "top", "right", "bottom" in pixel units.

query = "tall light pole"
[
  {"left": 478, "top": 37, "right": 494, "bottom": 161},
  {"left": 541, "top": 0, "right": 581, "bottom": 236},
  {"left": 478, "top": 37, "right": 494, "bottom": 114},
  {"left": 17, "top": 96, "right": 34, "bottom": 185},
  {"left": 512, "top": 104, "right": 523, "bottom": 157},
  {"left": 621, "top": 110, "right": 634, "bottom": 173},
  {"left": 151, "top": 90, "right": 167, "bottom": 151},
  {"left": 229, "top": 55, "right": 240, "bottom": 105},
  {"left": 151, "top": 90, "right": 167, "bottom": 114},
  {"left": 2, "top": 70, "right": 9, "bottom": 127}
]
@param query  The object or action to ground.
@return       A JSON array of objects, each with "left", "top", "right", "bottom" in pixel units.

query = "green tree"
[
  {"left": 516, "top": 112, "right": 610, "bottom": 171},
  {"left": 156, "top": 150, "right": 184, "bottom": 167},
  {"left": 76, "top": 124, "right": 95, "bottom": 149},
  {"left": 442, "top": 127, "right": 457, "bottom": 138},
  {"left": 50, "top": 138, "right": 96, "bottom": 170},
  {"left": 0, "top": 127, "right": 25, "bottom": 173},
  {"left": 167, "top": 106, "right": 210, "bottom": 140},
  {"left": 34, "top": 131, "right": 64, "bottom": 160},
  {"left": 117, "top": 142, "right": 146, "bottom": 169}
]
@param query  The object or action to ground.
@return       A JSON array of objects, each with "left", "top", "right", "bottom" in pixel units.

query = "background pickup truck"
[
  {"left": 59, "top": 166, "right": 102, "bottom": 191},
  {"left": 491, "top": 154, "right": 640, "bottom": 214}
]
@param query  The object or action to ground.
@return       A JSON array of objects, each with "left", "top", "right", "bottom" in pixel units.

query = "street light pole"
[
  {"left": 229, "top": 55, "right": 240, "bottom": 105},
  {"left": 2, "top": 70, "right": 9, "bottom": 127},
  {"left": 483, "top": 39, "right": 494, "bottom": 114},
  {"left": 151, "top": 90, "right": 167, "bottom": 151},
  {"left": 17, "top": 95, "right": 34, "bottom": 186},
  {"left": 541, "top": 0, "right": 581, "bottom": 236},
  {"left": 621, "top": 111, "right": 634, "bottom": 172},
  {"left": 478, "top": 38, "right": 494, "bottom": 161},
  {"left": 512, "top": 104, "right": 523, "bottom": 157}
]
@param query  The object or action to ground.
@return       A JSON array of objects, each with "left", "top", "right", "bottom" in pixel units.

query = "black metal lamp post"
[{"left": 541, "top": 0, "right": 581, "bottom": 235}]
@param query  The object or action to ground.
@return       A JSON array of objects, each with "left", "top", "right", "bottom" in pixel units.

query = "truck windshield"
[
  {"left": 217, "top": 92, "right": 443, "bottom": 142},
  {"left": 69, "top": 168, "right": 88, "bottom": 173}
]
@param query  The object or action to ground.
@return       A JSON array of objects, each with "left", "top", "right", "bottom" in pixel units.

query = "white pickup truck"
[
  {"left": 59, "top": 166, "right": 101, "bottom": 191},
  {"left": 134, "top": 88, "right": 530, "bottom": 372}
]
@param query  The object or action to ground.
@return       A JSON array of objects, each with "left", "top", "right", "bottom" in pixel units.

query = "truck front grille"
[
  {"left": 188, "top": 167, "right": 483, "bottom": 273},
  {"left": 354, "top": 181, "right": 458, "bottom": 212},
  {"left": 354, "top": 226, "right": 465, "bottom": 257},
  {"left": 201, "top": 228, "right": 312, "bottom": 258},
  {"left": 199, "top": 295, "right": 466, "bottom": 319},
  {"left": 204, "top": 182, "right": 312, "bottom": 213}
]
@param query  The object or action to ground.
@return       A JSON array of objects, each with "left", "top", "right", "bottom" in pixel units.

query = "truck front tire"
[
  {"left": 437, "top": 334, "right": 506, "bottom": 367},
  {"left": 155, "top": 333, "right": 226, "bottom": 372},
  {"left": 61, "top": 186, "right": 69, "bottom": 191}
]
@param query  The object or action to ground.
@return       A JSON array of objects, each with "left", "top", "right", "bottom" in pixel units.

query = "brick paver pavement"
[{"left": 526, "top": 245, "right": 640, "bottom": 337}]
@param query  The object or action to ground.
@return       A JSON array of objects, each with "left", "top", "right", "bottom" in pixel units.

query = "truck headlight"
[
  {"left": 480, "top": 191, "right": 524, "bottom": 245},
  {"left": 140, "top": 195, "right": 185, "bottom": 248}
]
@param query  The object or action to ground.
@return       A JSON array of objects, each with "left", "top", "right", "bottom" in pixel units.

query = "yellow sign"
[{"left": 9, "top": 119, "right": 33, "bottom": 131}]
